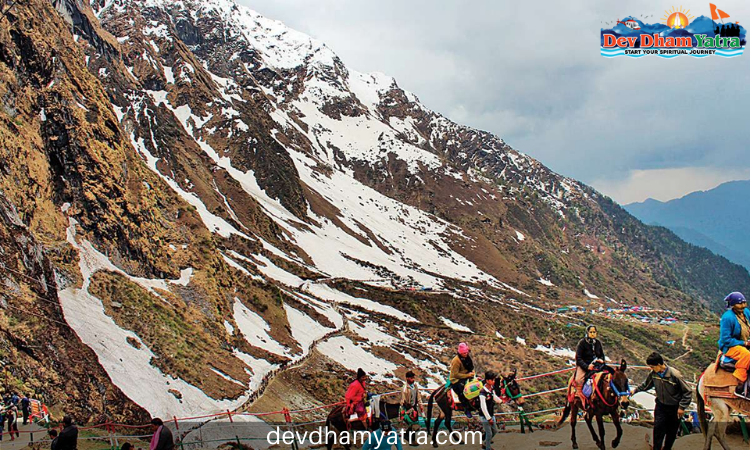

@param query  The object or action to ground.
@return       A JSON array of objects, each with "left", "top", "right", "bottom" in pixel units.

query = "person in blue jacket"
[
  {"left": 718, "top": 292, "right": 750, "bottom": 399},
  {"left": 362, "top": 418, "right": 403, "bottom": 450}
]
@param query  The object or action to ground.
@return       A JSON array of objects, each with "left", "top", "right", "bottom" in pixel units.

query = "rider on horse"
[
  {"left": 449, "top": 342, "right": 476, "bottom": 418},
  {"left": 569, "top": 325, "right": 606, "bottom": 403},
  {"left": 719, "top": 292, "right": 750, "bottom": 399},
  {"left": 345, "top": 368, "right": 369, "bottom": 420}
]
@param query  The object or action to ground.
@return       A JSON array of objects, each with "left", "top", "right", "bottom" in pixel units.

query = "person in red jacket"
[{"left": 345, "top": 368, "right": 369, "bottom": 419}]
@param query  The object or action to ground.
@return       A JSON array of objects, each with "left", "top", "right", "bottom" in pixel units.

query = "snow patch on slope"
[
  {"left": 233, "top": 298, "right": 291, "bottom": 357},
  {"left": 317, "top": 336, "right": 397, "bottom": 381},
  {"left": 440, "top": 317, "right": 473, "bottom": 333},
  {"left": 58, "top": 219, "right": 250, "bottom": 417}
]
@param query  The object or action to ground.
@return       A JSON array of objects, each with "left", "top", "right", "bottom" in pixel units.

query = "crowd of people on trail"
[
  {"left": 44, "top": 416, "right": 172, "bottom": 450},
  {"left": 0, "top": 391, "right": 33, "bottom": 441},
  {"left": 340, "top": 321, "right": 702, "bottom": 450}
]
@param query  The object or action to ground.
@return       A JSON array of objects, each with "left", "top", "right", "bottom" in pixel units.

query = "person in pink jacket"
[{"left": 345, "top": 368, "right": 368, "bottom": 419}]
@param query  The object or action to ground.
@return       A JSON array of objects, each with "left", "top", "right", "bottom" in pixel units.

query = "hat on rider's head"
[
  {"left": 725, "top": 292, "right": 747, "bottom": 308},
  {"left": 356, "top": 368, "right": 366, "bottom": 380},
  {"left": 457, "top": 342, "right": 469, "bottom": 356}
]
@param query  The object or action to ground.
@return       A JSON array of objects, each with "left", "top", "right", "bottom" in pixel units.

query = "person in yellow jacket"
[{"left": 450, "top": 342, "right": 476, "bottom": 418}]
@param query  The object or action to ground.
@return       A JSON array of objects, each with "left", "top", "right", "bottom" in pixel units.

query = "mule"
[
  {"left": 557, "top": 360, "right": 631, "bottom": 450},
  {"left": 697, "top": 363, "right": 750, "bottom": 450},
  {"left": 425, "top": 370, "right": 525, "bottom": 448},
  {"left": 324, "top": 396, "right": 402, "bottom": 450}
]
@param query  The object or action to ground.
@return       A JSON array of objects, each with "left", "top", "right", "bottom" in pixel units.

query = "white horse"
[{"left": 697, "top": 373, "right": 747, "bottom": 449}]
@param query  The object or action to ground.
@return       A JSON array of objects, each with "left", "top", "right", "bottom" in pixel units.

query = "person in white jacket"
[{"left": 478, "top": 371, "right": 503, "bottom": 450}]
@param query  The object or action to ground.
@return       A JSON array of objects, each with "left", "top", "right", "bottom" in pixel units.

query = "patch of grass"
[{"left": 88, "top": 270, "right": 250, "bottom": 399}]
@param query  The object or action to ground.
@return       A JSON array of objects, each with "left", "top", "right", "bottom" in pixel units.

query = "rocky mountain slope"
[
  {"left": 0, "top": 0, "right": 746, "bottom": 420},
  {"left": 626, "top": 180, "right": 750, "bottom": 271}
]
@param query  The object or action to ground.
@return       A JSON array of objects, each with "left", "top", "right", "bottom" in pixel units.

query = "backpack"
[
  {"left": 582, "top": 379, "right": 594, "bottom": 398},
  {"left": 464, "top": 378, "right": 484, "bottom": 400}
]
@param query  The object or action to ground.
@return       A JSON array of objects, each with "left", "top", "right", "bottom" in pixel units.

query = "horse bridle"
[
  {"left": 500, "top": 378, "right": 522, "bottom": 403},
  {"left": 594, "top": 373, "right": 630, "bottom": 407}
]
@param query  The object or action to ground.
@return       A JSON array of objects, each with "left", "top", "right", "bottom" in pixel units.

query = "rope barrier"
[
  {"left": 517, "top": 367, "right": 575, "bottom": 381},
  {"left": 522, "top": 387, "right": 567, "bottom": 398}
]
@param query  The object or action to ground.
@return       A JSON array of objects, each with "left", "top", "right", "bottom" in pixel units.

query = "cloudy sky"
[{"left": 238, "top": 0, "right": 750, "bottom": 204}]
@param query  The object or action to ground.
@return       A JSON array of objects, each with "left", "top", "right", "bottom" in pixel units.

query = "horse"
[
  {"left": 425, "top": 369, "right": 525, "bottom": 448},
  {"left": 697, "top": 364, "right": 750, "bottom": 450},
  {"left": 557, "top": 360, "right": 631, "bottom": 450},
  {"left": 324, "top": 396, "right": 402, "bottom": 450}
]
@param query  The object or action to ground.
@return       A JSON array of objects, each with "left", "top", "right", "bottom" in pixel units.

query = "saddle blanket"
[{"left": 704, "top": 363, "right": 740, "bottom": 388}]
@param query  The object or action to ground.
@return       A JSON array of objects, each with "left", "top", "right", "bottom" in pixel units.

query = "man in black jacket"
[
  {"left": 632, "top": 352, "right": 692, "bottom": 450},
  {"left": 150, "top": 418, "right": 174, "bottom": 450},
  {"left": 57, "top": 416, "right": 78, "bottom": 450},
  {"left": 21, "top": 394, "right": 30, "bottom": 425},
  {"left": 49, "top": 429, "right": 59, "bottom": 450}
]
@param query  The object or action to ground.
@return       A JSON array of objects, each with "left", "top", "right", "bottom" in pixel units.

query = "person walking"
[
  {"left": 362, "top": 418, "right": 403, "bottom": 450},
  {"left": 632, "top": 352, "right": 692, "bottom": 450},
  {"left": 0, "top": 404, "right": 5, "bottom": 442},
  {"left": 49, "top": 429, "right": 60, "bottom": 450},
  {"left": 478, "top": 371, "right": 503, "bottom": 450},
  {"left": 57, "top": 416, "right": 78, "bottom": 450},
  {"left": 6, "top": 404, "right": 19, "bottom": 440},
  {"left": 21, "top": 394, "right": 30, "bottom": 425},
  {"left": 400, "top": 371, "right": 422, "bottom": 446},
  {"left": 150, "top": 418, "right": 174, "bottom": 450}
]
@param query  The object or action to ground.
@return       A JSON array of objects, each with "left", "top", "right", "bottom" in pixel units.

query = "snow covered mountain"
[{"left": 0, "top": 0, "right": 747, "bottom": 421}]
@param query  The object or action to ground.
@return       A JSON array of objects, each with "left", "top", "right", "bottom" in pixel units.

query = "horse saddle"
[
  {"left": 346, "top": 403, "right": 372, "bottom": 425},
  {"left": 448, "top": 389, "right": 474, "bottom": 410},
  {"left": 703, "top": 362, "right": 741, "bottom": 400},
  {"left": 568, "top": 372, "right": 605, "bottom": 408},
  {"left": 449, "top": 389, "right": 461, "bottom": 405}
]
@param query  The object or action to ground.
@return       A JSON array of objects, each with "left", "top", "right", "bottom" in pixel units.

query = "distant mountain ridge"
[{"left": 625, "top": 180, "right": 750, "bottom": 271}]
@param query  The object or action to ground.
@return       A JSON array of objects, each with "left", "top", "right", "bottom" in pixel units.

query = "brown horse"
[
  {"left": 324, "top": 396, "right": 402, "bottom": 450},
  {"left": 425, "top": 370, "right": 525, "bottom": 448},
  {"left": 557, "top": 360, "right": 631, "bottom": 450}
]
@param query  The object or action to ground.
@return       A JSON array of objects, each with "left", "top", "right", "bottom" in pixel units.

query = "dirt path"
[
  {"left": 0, "top": 422, "right": 47, "bottom": 450},
  {"left": 674, "top": 325, "right": 693, "bottom": 361}
]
